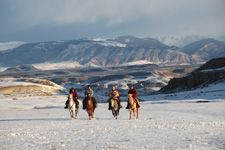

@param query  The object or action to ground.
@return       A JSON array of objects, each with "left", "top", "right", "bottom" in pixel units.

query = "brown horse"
[
  {"left": 128, "top": 94, "right": 139, "bottom": 120},
  {"left": 84, "top": 94, "right": 96, "bottom": 120}
]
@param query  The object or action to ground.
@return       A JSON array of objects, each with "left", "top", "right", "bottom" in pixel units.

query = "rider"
[
  {"left": 108, "top": 87, "right": 122, "bottom": 110},
  {"left": 64, "top": 88, "right": 79, "bottom": 109},
  {"left": 82, "top": 85, "right": 97, "bottom": 109},
  {"left": 126, "top": 85, "right": 140, "bottom": 109}
]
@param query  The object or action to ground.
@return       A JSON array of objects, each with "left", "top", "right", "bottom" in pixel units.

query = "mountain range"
[{"left": 0, "top": 35, "right": 225, "bottom": 67}]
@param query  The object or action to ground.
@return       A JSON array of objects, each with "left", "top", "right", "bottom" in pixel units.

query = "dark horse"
[
  {"left": 110, "top": 98, "right": 120, "bottom": 119},
  {"left": 83, "top": 93, "right": 97, "bottom": 120}
]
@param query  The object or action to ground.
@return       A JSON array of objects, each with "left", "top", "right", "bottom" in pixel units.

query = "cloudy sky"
[{"left": 0, "top": 0, "right": 225, "bottom": 42}]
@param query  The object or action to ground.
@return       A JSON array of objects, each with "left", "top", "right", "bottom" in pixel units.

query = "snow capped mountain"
[
  {"left": 181, "top": 38, "right": 225, "bottom": 62},
  {"left": 0, "top": 36, "right": 190, "bottom": 67},
  {"left": 0, "top": 41, "right": 26, "bottom": 51},
  {"left": 0, "top": 36, "right": 224, "bottom": 68},
  {"left": 155, "top": 35, "right": 207, "bottom": 47}
]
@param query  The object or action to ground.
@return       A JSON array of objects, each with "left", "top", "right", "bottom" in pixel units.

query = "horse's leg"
[
  {"left": 71, "top": 110, "right": 74, "bottom": 120},
  {"left": 87, "top": 110, "right": 91, "bottom": 120},
  {"left": 113, "top": 110, "right": 116, "bottom": 118},
  {"left": 136, "top": 108, "right": 139, "bottom": 119},
  {"left": 92, "top": 108, "right": 95, "bottom": 118},
  {"left": 70, "top": 110, "right": 72, "bottom": 119},
  {"left": 129, "top": 109, "right": 132, "bottom": 120},
  {"left": 90, "top": 109, "right": 93, "bottom": 118},
  {"left": 69, "top": 108, "right": 72, "bottom": 119},
  {"left": 73, "top": 107, "right": 75, "bottom": 118},
  {"left": 75, "top": 108, "right": 78, "bottom": 119},
  {"left": 115, "top": 110, "right": 118, "bottom": 119}
]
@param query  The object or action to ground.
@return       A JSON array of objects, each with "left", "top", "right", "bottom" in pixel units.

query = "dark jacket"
[{"left": 128, "top": 88, "right": 137, "bottom": 98}]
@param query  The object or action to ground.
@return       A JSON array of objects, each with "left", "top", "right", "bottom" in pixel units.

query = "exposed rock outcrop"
[{"left": 160, "top": 57, "right": 225, "bottom": 93}]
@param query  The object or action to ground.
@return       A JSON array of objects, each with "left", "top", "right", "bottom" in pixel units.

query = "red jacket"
[
  {"left": 70, "top": 91, "right": 78, "bottom": 100},
  {"left": 128, "top": 88, "right": 137, "bottom": 98}
]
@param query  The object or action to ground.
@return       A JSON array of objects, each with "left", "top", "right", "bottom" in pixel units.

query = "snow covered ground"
[
  {"left": 0, "top": 41, "right": 26, "bottom": 51},
  {"left": 1, "top": 86, "right": 225, "bottom": 149}
]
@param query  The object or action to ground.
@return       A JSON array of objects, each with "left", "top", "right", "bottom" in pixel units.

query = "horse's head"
[
  {"left": 128, "top": 94, "right": 134, "bottom": 105},
  {"left": 69, "top": 93, "right": 73, "bottom": 101},
  {"left": 128, "top": 94, "right": 133, "bottom": 98},
  {"left": 87, "top": 93, "right": 92, "bottom": 99}
]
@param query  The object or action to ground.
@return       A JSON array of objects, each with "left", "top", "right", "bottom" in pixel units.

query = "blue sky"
[{"left": 0, "top": 0, "right": 225, "bottom": 42}]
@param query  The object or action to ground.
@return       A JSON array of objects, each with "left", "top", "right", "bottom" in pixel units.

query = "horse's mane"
[{"left": 84, "top": 96, "right": 95, "bottom": 101}]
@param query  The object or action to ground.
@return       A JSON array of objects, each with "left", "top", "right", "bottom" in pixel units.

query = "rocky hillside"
[
  {"left": 0, "top": 77, "right": 66, "bottom": 96},
  {"left": 1, "top": 36, "right": 224, "bottom": 67},
  {"left": 181, "top": 38, "right": 225, "bottom": 62},
  {"left": 160, "top": 57, "right": 225, "bottom": 93},
  {"left": 4, "top": 65, "right": 39, "bottom": 72},
  {"left": 0, "top": 36, "right": 189, "bottom": 67}
]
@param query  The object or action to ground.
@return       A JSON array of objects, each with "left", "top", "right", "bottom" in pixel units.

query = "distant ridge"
[{"left": 0, "top": 36, "right": 224, "bottom": 67}]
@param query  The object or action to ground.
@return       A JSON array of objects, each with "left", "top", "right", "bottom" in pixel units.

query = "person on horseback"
[
  {"left": 126, "top": 85, "right": 140, "bottom": 109},
  {"left": 64, "top": 88, "right": 79, "bottom": 109},
  {"left": 108, "top": 87, "right": 122, "bottom": 110},
  {"left": 82, "top": 85, "right": 97, "bottom": 109}
]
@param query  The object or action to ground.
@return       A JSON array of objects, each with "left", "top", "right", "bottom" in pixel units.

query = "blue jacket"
[{"left": 84, "top": 89, "right": 94, "bottom": 96}]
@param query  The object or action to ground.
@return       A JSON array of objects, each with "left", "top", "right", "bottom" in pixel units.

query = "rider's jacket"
[
  {"left": 128, "top": 88, "right": 137, "bottom": 99},
  {"left": 109, "top": 90, "right": 119, "bottom": 100},
  {"left": 70, "top": 91, "right": 78, "bottom": 100},
  {"left": 84, "top": 89, "right": 94, "bottom": 97}
]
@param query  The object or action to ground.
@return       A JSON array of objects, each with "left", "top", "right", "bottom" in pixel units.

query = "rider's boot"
[
  {"left": 118, "top": 100, "right": 122, "bottom": 108},
  {"left": 126, "top": 103, "right": 130, "bottom": 109},
  {"left": 82, "top": 104, "right": 85, "bottom": 110},
  {"left": 136, "top": 99, "right": 141, "bottom": 108},
  {"left": 75, "top": 100, "right": 79, "bottom": 109},
  {"left": 119, "top": 103, "right": 122, "bottom": 108},
  {"left": 108, "top": 102, "right": 111, "bottom": 110},
  {"left": 64, "top": 100, "right": 69, "bottom": 109},
  {"left": 82, "top": 99, "right": 86, "bottom": 110}
]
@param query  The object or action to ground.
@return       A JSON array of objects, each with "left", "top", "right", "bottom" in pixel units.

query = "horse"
[
  {"left": 84, "top": 93, "right": 96, "bottom": 120},
  {"left": 128, "top": 94, "right": 139, "bottom": 120},
  {"left": 110, "top": 98, "right": 120, "bottom": 119},
  {"left": 68, "top": 93, "right": 78, "bottom": 120}
]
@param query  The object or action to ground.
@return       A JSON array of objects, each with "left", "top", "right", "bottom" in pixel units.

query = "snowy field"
[{"left": 1, "top": 93, "right": 225, "bottom": 150}]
